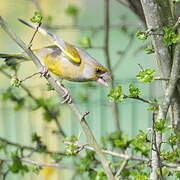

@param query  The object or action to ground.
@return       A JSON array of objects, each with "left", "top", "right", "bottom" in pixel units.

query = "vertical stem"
[{"left": 104, "top": 0, "right": 120, "bottom": 131}]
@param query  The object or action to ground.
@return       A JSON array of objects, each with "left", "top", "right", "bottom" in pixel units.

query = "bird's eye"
[{"left": 96, "top": 68, "right": 102, "bottom": 73}]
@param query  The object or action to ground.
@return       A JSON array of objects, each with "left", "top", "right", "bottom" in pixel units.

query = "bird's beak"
[{"left": 97, "top": 72, "right": 112, "bottom": 87}]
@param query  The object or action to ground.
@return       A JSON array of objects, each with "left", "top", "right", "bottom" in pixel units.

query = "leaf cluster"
[{"left": 136, "top": 69, "right": 155, "bottom": 83}]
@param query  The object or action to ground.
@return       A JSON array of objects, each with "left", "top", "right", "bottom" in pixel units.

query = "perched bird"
[{"left": 0, "top": 19, "right": 111, "bottom": 103}]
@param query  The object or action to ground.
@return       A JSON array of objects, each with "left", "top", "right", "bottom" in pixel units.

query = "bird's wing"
[{"left": 18, "top": 19, "right": 81, "bottom": 64}]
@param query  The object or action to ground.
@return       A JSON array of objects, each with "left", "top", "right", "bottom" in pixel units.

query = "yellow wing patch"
[{"left": 60, "top": 42, "right": 81, "bottom": 64}]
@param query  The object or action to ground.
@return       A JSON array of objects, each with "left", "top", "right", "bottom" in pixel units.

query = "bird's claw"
[
  {"left": 39, "top": 66, "right": 49, "bottom": 77},
  {"left": 61, "top": 88, "right": 72, "bottom": 104}
]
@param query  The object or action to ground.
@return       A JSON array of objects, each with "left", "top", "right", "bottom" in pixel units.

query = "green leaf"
[
  {"left": 65, "top": 5, "right": 79, "bottom": 17},
  {"left": 144, "top": 43, "right": 154, "bottom": 54},
  {"left": 31, "top": 132, "right": 47, "bottom": 152},
  {"left": 157, "top": 167, "right": 169, "bottom": 177},
  {"left": 128, "top": 84, "right": 142, "bottom": 97},
  {"left": 161, "top": 148, "right": 179, "bottom": 163},
  {"left": 9, "top": 150, "right": 29, "bottom": 175},
  {"left": 79, "top": 36, "right": 91, "bottom": 47},
  {"left": 50, "top": 153, "right": 63, "bottom": 162},
  {"left": 147, "top": 98, "right": 158, "bottom": 111},
  {"left": 136, "top": 31, "right": 148, "bottom": 42},
  {"left": 163, "top": 26, "right": 178, "bottom": 46},
  {"left": 154, "top": 119, "right": 168, "bottom": 133},
  {"left": 30, "top": 12, "right": 43, "bottom": 23},
  {"left": 46, "top": 83, "right": 54, "bottom": 91},
  {"left": 168, "top": 133, "right": 178, "bottom": 147},
  {"left": 77, "top": 151, "right": 97, "bottom": 178},
  {"left": 34, "top": 97, "right": 60, "bottom": 122},
  {"left": 107, "top": 86, "right": 123, "bottom": 103},
  {"left": 136, "top": 69, "right": 155, "bottom": 83},
  {"left": 2, "top": 87, "right": 25, "bottom": 111},
  {"left": 63, "top": 135, "right": 79, "bottom": 155},
  {"left": 77, "top": 92, "right": 88, "bottom": 103},
  {"left": 162, "top": 166, "right": 169, "bottom": 176},
  {"left": 176, "top": 172, "right": 180, "bottom": 178},
  {"left": 11, "top": 76, "right": 21, "bottom": 87},
  {"left": 132, "top": 130, "right": 150, "bottom": 157},
  {"left": 102, "top": 131, "right": 132, "bottom": 149},
  {"left": 96, "top": 169, "right": 107, "bottom": 180},
  {"left": 31, "top": 132, "right": 39, "bottom": 142},
  {"left": 32, "top": 165, "right": 40, "bottom": 175}
]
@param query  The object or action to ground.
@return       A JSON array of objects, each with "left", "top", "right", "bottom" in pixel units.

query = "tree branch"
[
  {"left": 115, "top": 159, "right": 128, "bottom": 178},
  {"left": 140, "top": 1, "right": 179, "bottom": 179},
  {"left": 0, "top": 136, "right": 66, "bottom": 156},
  {"left": 64, "top": 141, "right": 180, "bottom": 168}
]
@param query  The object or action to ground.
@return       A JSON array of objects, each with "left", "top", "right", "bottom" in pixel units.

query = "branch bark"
[{"left": 0, "top": 16, "right": 114, "bottom": 180}]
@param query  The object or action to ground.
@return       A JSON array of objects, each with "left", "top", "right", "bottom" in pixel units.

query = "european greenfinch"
[{"left": 0, "top": 19, "right": 111, "bottom": 103}]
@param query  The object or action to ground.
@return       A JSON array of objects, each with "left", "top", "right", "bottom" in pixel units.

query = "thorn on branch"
[{"left": 81, "top": 110, "right": 90, "bottom": 121}]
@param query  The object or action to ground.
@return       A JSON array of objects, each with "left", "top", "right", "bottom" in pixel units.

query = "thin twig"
[
  {"left": 1, "top": 158, "right": 75, "bottom": 170},
  {"left": 1, "top": 135, "right": 180, "bottom": 169},
  {"left": 152, "top": 112, "right": 163, "bottom": 179},
  {"left": 28, "top": 22, "right": 42, "bottom": 48},
  {"left": 138, "top": 63, "right": 145, "bottom": 71},
  {"left": 20, "top": 72, "right": 39, "bottom": 83},
  {"left": 104, "top": 0, "right": 120, "bottom": 132},
  {"left": 123, "top": 94, "right": 155, "bottom": 105},
  {"left": 0, "top": 136, "right": 65, "bottom": 156},
  {"left": 115, "top": 159, "right": 128, "bottom": 178},
  {"left": 154, "top": 77, "right": 169, "bottom": 81},
  {"left": 64, "top": 141, "right": 180, "bottom": 168}
]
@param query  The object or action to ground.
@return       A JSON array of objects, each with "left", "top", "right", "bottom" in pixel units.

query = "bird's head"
[
  {"left": 93, "top": 66, "right": 112, "bottom": 86},
  {"left": 77, "top": 48, "right": 112, "bottom": 86}
]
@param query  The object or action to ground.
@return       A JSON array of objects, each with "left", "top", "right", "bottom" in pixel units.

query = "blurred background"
[{"left": 0, "top": 0, "right": 162, "bottom": 179}]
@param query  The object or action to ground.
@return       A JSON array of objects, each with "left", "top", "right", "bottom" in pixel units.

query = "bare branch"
[
  {"left": 64, "top": 141, "right": 180, "bottom": 168},
  {"left": 104, "top": 0, "right": 120, "bottom": 132},
  {"left": 0, "top": 136, "right": 65, "bottom": 156},
  {"left": 151, "top": 113, "right": 163, "bottom": 179},
  {"left": 123, "top": 95, "right": 155, "bottom": 105},
  {"left": 115, "top": 159, "right": 128, "bottom": 178},
  {"left": 140, "top": 1, "right": 179, "bottom": 179}
]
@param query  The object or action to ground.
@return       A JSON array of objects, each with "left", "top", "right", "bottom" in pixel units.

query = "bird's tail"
[{"left": 0, "top": 53, "right": 29, "bottom": 66}]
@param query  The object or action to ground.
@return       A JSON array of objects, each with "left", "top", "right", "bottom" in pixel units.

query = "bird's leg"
[
  {"left": 55, "top": 76, "right": 72, "bottom": 104},
  {"left": 39, "top": 66, "right": 49, "bottom": 77}
]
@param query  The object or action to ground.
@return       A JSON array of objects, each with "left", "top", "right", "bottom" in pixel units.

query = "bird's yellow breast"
[
  {"left": 41, "top": 53, "right": 79, "bottom": 81},
  {"left": 42, "top": 56, "right": 63, "bottom": 77}
]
